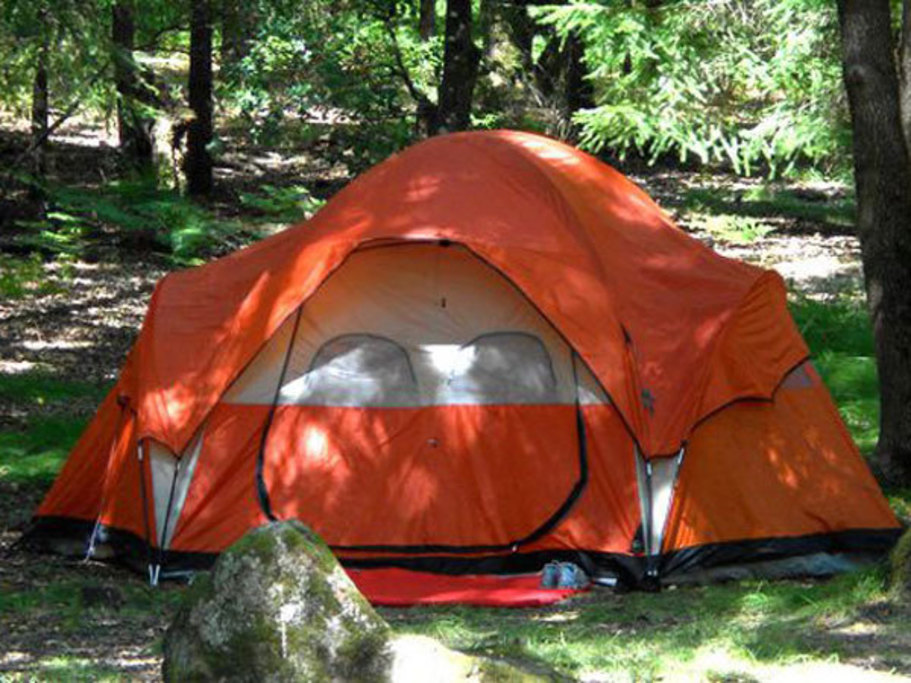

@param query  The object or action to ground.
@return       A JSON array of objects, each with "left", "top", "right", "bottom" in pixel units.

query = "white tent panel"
[
  {"left": 223, "top": 243, "right": 610, "bottom": 407},
  {"left": 634, "top": 449, "right": 683, "bottom": 558},
  {"left": 148, "top": 430, "right": 204, "bottom": 549}
]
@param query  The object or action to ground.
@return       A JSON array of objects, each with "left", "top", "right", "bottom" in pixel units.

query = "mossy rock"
[
  {"left": 891, "top": 527, "right": 911, "bottom": 598},
  {"left": 162, "top": 520, "right": 391, "bottom": 683}
]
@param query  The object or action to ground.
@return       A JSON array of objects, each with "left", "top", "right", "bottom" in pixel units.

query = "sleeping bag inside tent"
[{"left": 25, "top": 130, "right": 901, "bottom": 601}]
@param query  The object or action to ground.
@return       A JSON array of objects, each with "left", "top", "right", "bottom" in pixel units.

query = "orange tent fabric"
[
  {"left": 112, "top": 130, "right": 804, "bottom": 457},
  {"left": 28, "top": 130, "right": 900, "bottom": 593}
]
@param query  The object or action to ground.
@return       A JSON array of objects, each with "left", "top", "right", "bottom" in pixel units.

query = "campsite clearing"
[{"left": 1, "top": 150, "right": 909, "bottom": 679}]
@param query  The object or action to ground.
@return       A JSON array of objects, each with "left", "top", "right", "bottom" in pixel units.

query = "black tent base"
[{"left": 21, "top": 516, "right": 902, "bottom": 591}]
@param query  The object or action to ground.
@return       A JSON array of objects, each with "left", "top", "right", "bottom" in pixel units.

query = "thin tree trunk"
[
  {"left": 31, "top": 50, "right": 48, "bottom": 178},
  {"left": 534, "top": 33, "right": 562, "bottom": 97},
  {"left": 563, "top": 33, "right": 593, "bottom": 118},
  {"left": 838, "top": 0, "right": 911, "bottom": 486},
  {"left": 432, "top": 0, "right": 481, "bottom": 133},
  {"left": 113, "top": 0, "right": 155, "bottom": 174},
  {"left": 901, "top": 0, "right": 911, "bottom": 156},
  {"left": 30, "top": 17, "right": 49, "bottom": 200},
  {"left": 186, "top": 0, "right": 214, "bottom": 197},
  {"left": 419, "top": 0, "right": 435, "bottom": 41},
  {"left": 503, "top": 0, "right": 535, "bottom": 73}
]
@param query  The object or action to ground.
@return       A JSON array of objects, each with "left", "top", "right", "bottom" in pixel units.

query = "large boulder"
[
  {"left": 162, "top": 520, "right": 392, "bottom": 682},
  {"left": 891, "top": 527, "right": 911, "bottom": 598}
]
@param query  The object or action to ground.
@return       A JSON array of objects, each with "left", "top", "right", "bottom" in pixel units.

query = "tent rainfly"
[{"left": 26, "top": 130, "right": 901, "bottom": 599}]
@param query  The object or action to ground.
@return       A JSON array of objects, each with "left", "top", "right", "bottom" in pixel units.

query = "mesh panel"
[
  {"left": 446, "top": 332, "right": 558, "bottom": 404},
  {"left": 281, "top": 334, "right": 418, "bottom": 407},
  {"left": 780, "top": 362, "right": 815, "bottom": 390}
]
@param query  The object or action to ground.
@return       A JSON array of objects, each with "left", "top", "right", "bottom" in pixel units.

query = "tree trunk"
[
  {"left": 534, "top": 33, "right": 562, "bottom": 97},
  {"left": 113, "top": 0, "right": 155, "bottom": 174},
  {"left": 901, "top": 0, "right": 911, "bottom": 156},
  {"left": 431, "top": 0, "right": 481, "bottom": 133},
  {"left": 503, "top": 0, "right": 535, "bottom": 73},
  {"left": 419, "top": 0, "right": 435, "bottom": 41},
  {"left": 838, "top": 0, "right": 911, "bottom": 487},
  {"left": 30, "top": 17, "right": 49, "bottom": 200},
  {"left": 563, "top": 33, "right": 593, "bottom": 119},
  {"left": 186, "top": 0, "right": 214, "bottom": 197},
  {"left": 31, "top": 49, "right": 48, "bottom": 178}
]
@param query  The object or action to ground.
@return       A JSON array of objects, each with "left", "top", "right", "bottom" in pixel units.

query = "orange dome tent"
[{"left": 26, "top": 131, "right": 900, "bottom": 599}]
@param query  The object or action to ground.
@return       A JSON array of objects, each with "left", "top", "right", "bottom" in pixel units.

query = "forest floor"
[{"left": 1, "top": 120, "right": 910, "bottom": 681}]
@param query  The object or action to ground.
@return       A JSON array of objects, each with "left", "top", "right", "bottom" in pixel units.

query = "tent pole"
[
  {"left": 255, "top": 306, "right": 304, "bottom": 521},
  {"left": 84, "top": 401, "right": 129, "bottom": 561},
  {"left": 157, "top": 456, "right": 182, "bottom": 574},
  {"left": 136, "top": 438, "right": 158, "bottom": 587}
]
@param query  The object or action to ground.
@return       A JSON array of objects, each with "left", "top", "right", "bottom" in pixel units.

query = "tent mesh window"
[
  {"left": 780, "top": 362, "right": 815, "bottom": 390},
  {"left": 445, "top": 332, "right": 558, "bottom": 405},
  {"left": 282, "top": 334, "right": 419, "bottom": 407}
]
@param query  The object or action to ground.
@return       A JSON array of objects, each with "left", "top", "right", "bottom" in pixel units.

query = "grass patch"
[
  {"left": 31, "top": 657, "right": 127, "bottom": 682},
  {"left": 691, "top": 213, "right": 775, "bottom": 244},
  {"left": 683, "top": 184, "right": 855, "bottom": 229},
  {"left": 0, "top": 577, "right": 182, "bottom": 618},
  {"left": 0, "top": 373, "right": 108, "bottom": 406},
  {"left": 390, "top": 567, "right": 896, "bottom": 680},
  {"left": 0, "top": 372, "right": 108, "bottom": 489},
  {"left": 0, "top": 577, "right": 182, "bottom": 681},
  {"left": 0, "top": 416, "right": 87, "bottom": 488},
  {"left": 0, "top": 253, "right": 69, "bottom": 300},
  {"left": 790, "top": 296, "right": 879, "bottom": 455}
]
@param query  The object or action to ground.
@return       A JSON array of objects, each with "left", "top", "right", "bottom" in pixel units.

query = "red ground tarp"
[{"left": 346, "top": 568, "right": 587, "bottom": 607}]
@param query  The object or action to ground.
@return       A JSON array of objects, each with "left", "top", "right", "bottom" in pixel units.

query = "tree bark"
[
  {"left": 113, "top": 0, "right": 155, "bottom": 174},
  {"left": 534, "top": 33, "right": 562, "bottom": 97},
  {"left": 503, "top": 0, "right": 535, "bottom": 73},
  {"left": 901, "top": 0, "right": 911, "bottom": 156},
  {"left": 563, "top": 33, "right": 593, "bottom": 117},
  {"left": 29, "top": 9, "right": 50, "bottom": 203},
  {"left": 431, "top": 0, "right": 481, "bottom": 133},
  {"left": 838, "top": 0, "right": 911, "bottom": 486},
  {"left": 186, "top": 0, "right": 214, "bottom": 197},
  {"left": 418, "top": 0, "right": 435, "bottom": 41},
  {"left": 30, "top": 42, "right": 49, "bottom": 181}
]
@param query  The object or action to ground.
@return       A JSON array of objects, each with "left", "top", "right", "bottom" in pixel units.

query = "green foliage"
[
  {"left": 0, "top": 416, "right": 87, "bottom": 488},
  {"left": 0, "top": 1, "right": 114, "bottom": 119},
  {"left": 535, "top": 0, "right": 848, "bottom": 176},
  {"left": 0, "top": 252, "right": 67, "bottom": 299},
  {"left": 889, "top": 491, "right": 911, "bottom": 524},
  {"left": 692, "top": 214, "right": 774, "bottom": 245},
  {"left": 33, "top": 180, "right": 252, "bottom": 264},
  {"left": 239, "top": 184, "right": 325, "bottom": 222},
  {"left": 791, "top": 297, "right": 879, "bottom": 454},
  {"left": 0, "top": 372, "right": 108, "bottom": 487},
  {"left": 891, "top": 529, "right": 911, "bottom": 597},
  {"left": 219, "top": 1, "right": 429, "bottom": 168},
  {"left": 0, "top": 372, "right": 108, "bottom": 406}
]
